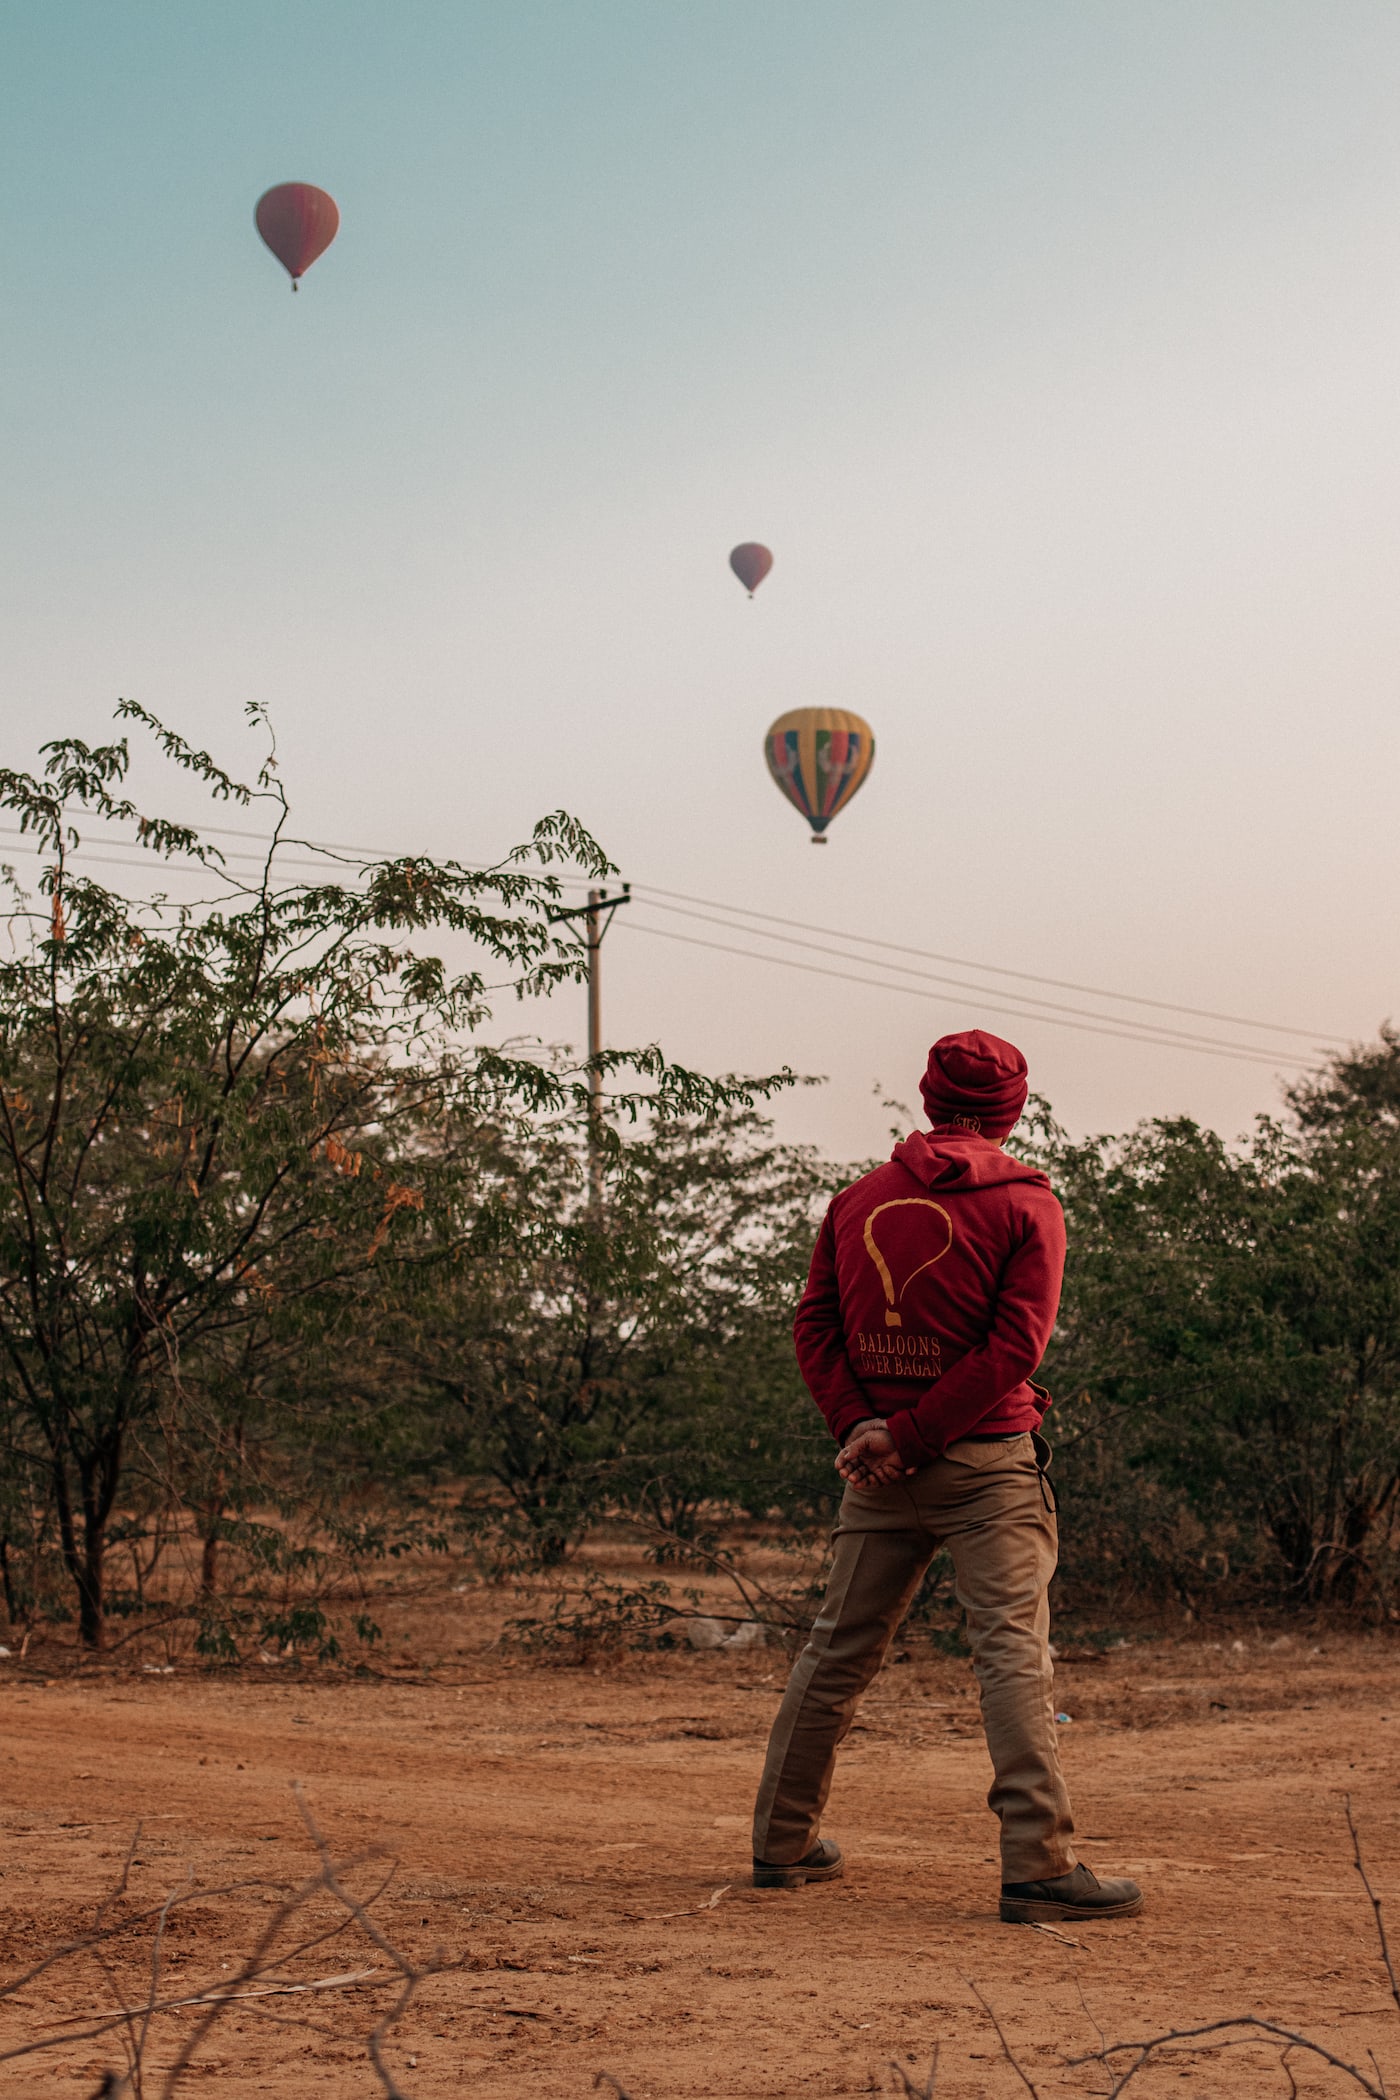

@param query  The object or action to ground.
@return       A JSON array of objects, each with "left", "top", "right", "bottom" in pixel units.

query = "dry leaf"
[{"left": 367, "top": 1182, "right": 424, "bottom": 1258}]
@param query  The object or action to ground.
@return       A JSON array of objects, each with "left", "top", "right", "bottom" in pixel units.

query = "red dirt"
[{"left": 2, "top": 1621, "right": 1398, "bottom": 2096}]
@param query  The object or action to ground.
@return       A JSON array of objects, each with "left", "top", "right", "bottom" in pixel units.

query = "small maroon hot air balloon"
[
  {"left": 729, "top": 542, "right": 774, "bottom": 596},
  {"left": 255, "top": 183, "right": 340, "bottom": 290}
]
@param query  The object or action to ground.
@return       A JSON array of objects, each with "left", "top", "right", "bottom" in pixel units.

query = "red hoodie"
[{"left": 793, "top": 1129, "right": 1066, "bottom": 1468}]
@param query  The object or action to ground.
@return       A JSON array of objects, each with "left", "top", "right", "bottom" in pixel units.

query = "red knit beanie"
[{"left": 919, "top": 1029, "right": 1028, "bottom": 1140}]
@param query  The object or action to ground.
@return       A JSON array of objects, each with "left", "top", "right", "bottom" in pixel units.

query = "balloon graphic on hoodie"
[
  {"left": 863, "top": 1199, "right": 954, "bottom": 1327},
  {"left": 729, "top": 543, "right": 773, "bottom": 595},
  {"left": 764, "top": 707, "right": 874, "bottom": 842},
  {"left": 255, "top": 184, "right": 340, "bottom": 289}
]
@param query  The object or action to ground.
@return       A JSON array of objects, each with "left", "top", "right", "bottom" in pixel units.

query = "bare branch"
[
  {"left": 966, "top": 1981, "right": 1042, "bottom": 2100},
  {"left": 1070, "top": 2018, "right": 1385, "bottom": 2098},
  {"left": 92, "top": 1822, "right": 143, "bottom": 1932},
  {"left": 887, "top": 2046, "right": 939, "bottom": 2098},
  {"left": 365, "top": 1974, "right": 420, "bottom": 2100},
  {"left": 1348, "top": 1795, "right": 1400, "bottom": 2021},
  {"left": 0, "top": 1795, "right": 442, "bottom": 2100}
]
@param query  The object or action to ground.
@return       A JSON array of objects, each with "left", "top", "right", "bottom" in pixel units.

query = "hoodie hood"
[{"left": 891, "top": 1128, "right": 1051, "bottom": 1193}]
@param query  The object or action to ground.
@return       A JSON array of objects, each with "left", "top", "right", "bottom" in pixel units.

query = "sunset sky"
[{"left": 2, "top": 2, "right": 1398, "bottom": 1159}]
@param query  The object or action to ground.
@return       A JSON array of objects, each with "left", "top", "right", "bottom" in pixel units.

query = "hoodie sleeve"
[
  {"left": 883, "top": 1190, "right": 1067, "bottom": 1465},
  {"left": 793, "top": 1205, "right": 878, "bottom": 1444}
]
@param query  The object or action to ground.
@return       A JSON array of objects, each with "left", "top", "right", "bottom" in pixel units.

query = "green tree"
[
  {"left": 383, "top": 1101, "right": 830, "bottom": 1566},
  {"left": 1040, "top": 1055, "right": 1400, "bottom": 1609},
  {"left": 0, "top": 704, "right": 768, "bottom": 1646}
]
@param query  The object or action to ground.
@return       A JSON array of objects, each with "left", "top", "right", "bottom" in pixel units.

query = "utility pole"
[{"left": 549, "top": 882, "right": 631, "bottom": 1215}]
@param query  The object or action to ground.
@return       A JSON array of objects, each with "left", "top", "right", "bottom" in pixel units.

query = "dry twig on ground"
[
  {"left": 887, "top": 2045, "right": 939, "bottom": 2097},
  {"left": 1070, "top": 2013, "right": 1385, "bottom": 2097},
  {"left": 1053, "top": 1802, "right": 1397, "bottom": 2097},
  {"left": 0, "top": 1787, "right": 454, "bottom": 2098},
  {"left": 1349, "top": 1793, "right": 1400, "bottom": 2023},
  {"left": 969, "top": 1803, "right": 1398, "bottom": 2100},
  {"left": 967, "top": 1978, "right": 1043, "bottom": 2098}
]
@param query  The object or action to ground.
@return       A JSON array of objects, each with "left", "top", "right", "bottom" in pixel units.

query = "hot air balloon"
[
  {"left": 730, "top": 542, "right": 773, "bottom": 596},
  {"left": 255, "top": 183, "right": 340, "bottom": 290},
  {"left": 764, "top": 708, "right": 874, "bottom": 844}
]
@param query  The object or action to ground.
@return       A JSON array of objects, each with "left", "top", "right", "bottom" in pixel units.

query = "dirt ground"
[{"left": 3, "top": 1614, "right": 1400, "bottom": 2097}]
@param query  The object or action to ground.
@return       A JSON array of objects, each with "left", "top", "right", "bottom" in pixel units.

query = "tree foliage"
[
  {"left": 1037, "top": 1056, "right": 1400, "bottom": 1611},
  {"left": 0, "top": 706, "right": 784, "bottom": 1645},
  {"left": 383, "top": 1101, "right": 839, "bottom": 1566}
]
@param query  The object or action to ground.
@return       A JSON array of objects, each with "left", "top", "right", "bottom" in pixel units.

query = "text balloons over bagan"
[
  {"left": 255, "top": 184, "right": 340, "bottom": 290},
  {"left": 729, "top": 542, "right": 773, "bottom": 596},
  {"left": 765, "top": 708, "right": 875, "bottom": 844}
]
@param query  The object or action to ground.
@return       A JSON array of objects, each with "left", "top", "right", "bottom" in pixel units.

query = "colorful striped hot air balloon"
[{"left": 764, "top": 708, "right": 875, "bottom": 843}]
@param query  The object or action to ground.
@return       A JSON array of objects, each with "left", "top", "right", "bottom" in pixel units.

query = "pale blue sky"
[{"left": 3, "top": 3, "right": 1398, "bottom": 1154}]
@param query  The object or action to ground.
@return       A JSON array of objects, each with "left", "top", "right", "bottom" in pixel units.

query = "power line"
[
  {"left": 0, "top": 819, "right": 1353, "bottom": 1056},
  {"left": 619, "top": 914, "right": 1306, "bottom": 1069},
  {"left": 630, "top": 881, "right": 1351, "bottom": 1047},
  {"left": 0, "top": 838, "right": 1330, "bottom": 1068},
  {"left": 628, "top": 894, "right": 1320, "bottom": 1061},
  {"left": 0, "top": 827, "right": 374, "bottom": 879}
]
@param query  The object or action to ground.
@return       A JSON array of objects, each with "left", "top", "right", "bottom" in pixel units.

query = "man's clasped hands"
[{"left": 834, "top": 1417, "right": 918, "bottom": 1489}]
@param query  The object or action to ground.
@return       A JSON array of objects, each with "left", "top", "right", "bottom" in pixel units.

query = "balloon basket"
[{"left": 810, "top": 836, "right": 827, "bottom": 846}]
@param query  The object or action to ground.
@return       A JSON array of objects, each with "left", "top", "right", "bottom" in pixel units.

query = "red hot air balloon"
[
  {"left": 255, "top": 184, "right": 340, "bottom": 290},
  {"left": 729, "top": 542, "right": 773, "bottom": 596}
]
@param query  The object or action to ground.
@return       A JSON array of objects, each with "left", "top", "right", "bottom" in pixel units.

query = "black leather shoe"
[
  {"left": 752, "top": 1838, "right": 844, "bottom": 1889},
  {"left": 1000, "top": 1861, "right": 1143, "bottom": 1922}
]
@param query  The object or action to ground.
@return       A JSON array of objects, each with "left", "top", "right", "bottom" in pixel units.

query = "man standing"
[{"left": 752, "top": 1029, "right": 1142, "bottom": 1923}]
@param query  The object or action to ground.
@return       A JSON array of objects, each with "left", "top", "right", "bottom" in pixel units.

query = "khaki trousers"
[{"left": 752, "top": 1432, "right": 1077, "bottom": 1884}]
